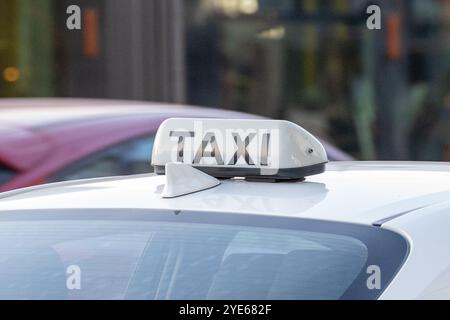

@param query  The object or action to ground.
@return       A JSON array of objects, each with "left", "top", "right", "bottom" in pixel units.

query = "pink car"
[{"left": 0, "top": 99, "right": 352, "bottom": 192}]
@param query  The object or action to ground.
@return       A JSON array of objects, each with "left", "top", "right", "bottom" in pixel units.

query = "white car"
[{"left": 0, "top": 118, "right": 449, "bottom": 300}]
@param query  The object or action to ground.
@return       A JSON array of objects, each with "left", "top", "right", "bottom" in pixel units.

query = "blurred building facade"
[{"left": 0, "top": 0, "right": 449, "bottom": 161}]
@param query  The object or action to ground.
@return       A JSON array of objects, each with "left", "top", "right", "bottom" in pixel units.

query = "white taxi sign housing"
[{"left": 151, "top": 118, "right": 328, "bottom": 180}]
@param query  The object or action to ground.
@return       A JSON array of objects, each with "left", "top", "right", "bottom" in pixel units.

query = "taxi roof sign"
[{"left": 151, "top": 118, "right": 328, "bottom": 180}]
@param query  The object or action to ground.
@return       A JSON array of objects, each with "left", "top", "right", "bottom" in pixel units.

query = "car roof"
[
  {"left": 0, "top": 98, "right": 254, "bottom": 128},
  {"left": 0, "top": 98, "right": 259, "bottom": 171},
  {"left": 1, "top": 161, "right": 449, "bottom": 226}
]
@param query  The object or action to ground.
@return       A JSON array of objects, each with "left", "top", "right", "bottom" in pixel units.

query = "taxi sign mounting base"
[{"left": 155, "top": 162, "right": 326, "bottom": 182}]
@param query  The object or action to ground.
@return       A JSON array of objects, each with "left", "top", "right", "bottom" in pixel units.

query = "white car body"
[{"left": 1, "top": 161, "right": 450, "bottom": 299}]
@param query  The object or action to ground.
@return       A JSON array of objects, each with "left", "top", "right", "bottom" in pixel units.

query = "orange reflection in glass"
[{"left": 3, "top": 67, "right": 20, "bottom": 83}]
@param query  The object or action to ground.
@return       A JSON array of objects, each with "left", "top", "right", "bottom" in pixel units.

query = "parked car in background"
[{"left": 0, "top": 98, "right": 353, "bottom": 192}]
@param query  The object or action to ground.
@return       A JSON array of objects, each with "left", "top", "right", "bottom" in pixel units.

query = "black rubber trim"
[
  {"left": 372, "top": 205, "right": 429, "bottom": 227},
  {"left": 153, "top": 162, "right": 327, "bottom": 181}
]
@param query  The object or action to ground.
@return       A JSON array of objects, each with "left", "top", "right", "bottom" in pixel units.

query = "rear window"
[
  {"left": 0, "top": 164, "right": 15, "bottom": 185},
  {"left": 0, "top": 210, "right": 408, "bottom": 300}
]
